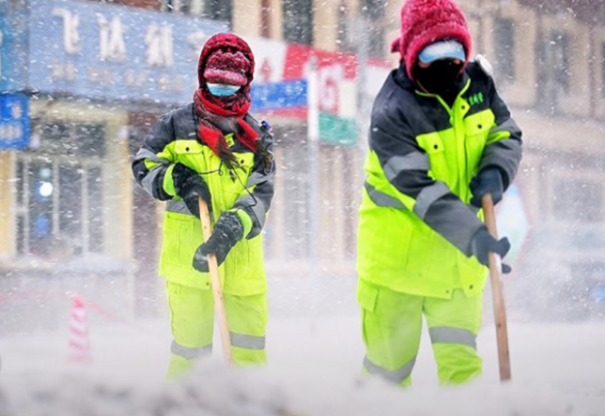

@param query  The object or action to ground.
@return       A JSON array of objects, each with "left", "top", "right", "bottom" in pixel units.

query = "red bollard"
[{"left": 68, "top": 294, "right": 92, "bottom": 363}]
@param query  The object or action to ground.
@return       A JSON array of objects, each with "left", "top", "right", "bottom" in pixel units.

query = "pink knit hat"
[{"left": 391, "top": 0, "right": 472, "bottom": 81}]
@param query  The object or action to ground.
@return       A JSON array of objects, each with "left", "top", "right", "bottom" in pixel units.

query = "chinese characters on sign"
[
  {"left": 97, "top": 14, "right": 128, "bottom": 63},
  {"left": 146, "top": 25, "right": 173, "bottom": 68},
  {"left": 28, "top": 0, "right": 227, "bottom": 105},
  {"left": 52, "top": 8, "right": 81, "bottom": 55},
  {"left": 0, "top": 94, "right": 30, "bottom": 149}
]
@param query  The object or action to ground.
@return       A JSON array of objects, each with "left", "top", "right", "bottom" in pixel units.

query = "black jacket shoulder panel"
[
  {"left": 372, "top": 69, "right": 452, "bottom": 138},
  {"left": 171, "top": 104, "right": 198, "bottom": 140},
  {"left": 461, "top": 62, "right": 493, "bottom": 117},
  {"left": 143, "top": 104, "right": 197, "bottom": 153},
  {"left": 465, "top": 61, "right": 490, "bottom": 83}
]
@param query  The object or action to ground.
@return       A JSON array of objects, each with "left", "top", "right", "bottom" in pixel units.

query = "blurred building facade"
[
  {"left": 0, "top": 0, "right": 228, "bottom": 321},
  {"left": 89, "top": 0, "right": 399, "bottom": 280},
  {"left": 463, "top": 0, "right": 605, "bottom": 315},
  {"left": 2, "top": 0, "right": 605, "bottom": 320}
]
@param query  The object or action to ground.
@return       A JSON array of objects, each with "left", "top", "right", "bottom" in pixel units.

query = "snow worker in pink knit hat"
[
  {"left": 356, "top": 0, "right": 523, "bottom": 385},
  {"left": 133, "top": 34, "right": 274, "bottom": 378}
]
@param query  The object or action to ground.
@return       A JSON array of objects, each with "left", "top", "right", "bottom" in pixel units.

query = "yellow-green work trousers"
[
  {"left": 166, "top": 282, "right": 268, "bottom": 379},
  {"left": 357, "top": 278, "right": 483, "bottom": 386}
]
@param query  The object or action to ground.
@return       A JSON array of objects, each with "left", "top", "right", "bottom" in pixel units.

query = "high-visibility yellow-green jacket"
[
  {"left": 357, "top": 61, "right": 523, "bottom": 299},
  {"left": 132, "top": 104, "right": 275, "bottom": 296}
]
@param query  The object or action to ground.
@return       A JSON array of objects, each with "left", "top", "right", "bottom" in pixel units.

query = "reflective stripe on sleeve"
[
  {"left": 141, "top": 166, "right": 165, "bottom": 197},
  {"left": 170, "top": 340, "right": 212, "bottom": 360},
  {"left": 236, "top": 194, "right": 267, "bottom": 226},
  {"left": 229, "top": 332, "right": 265, "bottom": 350},
  {"left": 413, "top": 182, "right": 451, "bottom": 220},
  {"left": 383, "top": 152, "right": 430, "bottom": 181},
  {"left": 489, "top": 118, "right": 521, "bottom": 138},
  {"left": 363, "top": 182, "right": 407, "bottom": 210},
  {"left": 135, "top": 148, "right": 170, "bottom": 164},
  {"left": 246, "top": 171, "right": 275, "bottom": 187},
  {"left": 166, "top": 199, "right": 193, "bottom": 215},
  {"left": 429, "top": 326, "right": 477, "bottom": 350},
  {"left": 363, "top": 355, "right": 416, "bottom": 384}
]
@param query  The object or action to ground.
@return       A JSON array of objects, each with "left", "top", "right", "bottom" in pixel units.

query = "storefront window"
[
  {"left": 551, "top": 31, "right": 570, "bottom": 94},
  {"left": 76, "top": 124, "right": 106, "bottom": 158},
  {"left": 283, "top": 0, "right": 313, "bottom": 46},
  {"left": 494, "top": 17, "right": 516, "bottom": 83},
  {"left": 537, "top": 30, "right": 570, "bottom": 113},
  {"left": 88, "top": 167, "right": 104, "bottom": 253},
  {"left": 16, "top": 121, "right": 106, "bottom": 259},
  {"left": 360, "top": 0, "right": 386, "bottom": 58},
  {"left": 204, "top": 0, "right": 232, "bottom": 23},
  {"left": 31, "top": 161, "right": 54, "bottom": 257},
  {"left": 58, "top": 164, "right": 83, "bottom": 255}
]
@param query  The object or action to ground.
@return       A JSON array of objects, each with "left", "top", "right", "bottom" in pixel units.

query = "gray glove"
[{"left": 470, "top": 228, "right": 512, "bottom": 274}]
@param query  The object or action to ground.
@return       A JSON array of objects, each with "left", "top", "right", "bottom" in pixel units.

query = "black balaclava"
[{"left": 413, "top": 60, "right": 465, "bottom": 107}]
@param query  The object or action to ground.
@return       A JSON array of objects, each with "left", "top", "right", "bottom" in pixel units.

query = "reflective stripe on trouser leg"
[
  {"left": 357, "top": 278, "right": 423, "bottom": 386},
  {"left": 166, "top": 282, "right": 215, "bottom": 380},
  {"left": 230, "top": 332, "right": 265, "bottom": 350},
  {"left": 224, "top": 292, "right": 268, "bottom": 365},
  {"left": 429, "top": 327, "right": 477, "bottom": 350},
  {"left": 167, "top": 341, "right": 212, "bottom": 381},
  {"left": 363, "top": 355, "right": 417, "bottom": 384},
  {"left": 424, "top": 290, "right": 483, "bottom": 385},
  {"left": 171, "top": 340, "right": 213, "bottom": 359}
]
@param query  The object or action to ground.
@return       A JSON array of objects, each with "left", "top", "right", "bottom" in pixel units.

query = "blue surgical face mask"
[{"left": 207, "top": 83, "right": 241, "bottom": 96}]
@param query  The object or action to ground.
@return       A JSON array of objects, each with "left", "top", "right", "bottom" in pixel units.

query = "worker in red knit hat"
[
  {"left": 356, "top": 0, "right": 523, "bottom": 385},
  {"left": 133, "top": 34, "right": 274, "bottom": 378}
]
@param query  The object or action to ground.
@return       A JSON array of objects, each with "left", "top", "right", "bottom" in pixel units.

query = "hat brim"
[{"left": 418, "top": 41, "right": 466, "bottom": 64}]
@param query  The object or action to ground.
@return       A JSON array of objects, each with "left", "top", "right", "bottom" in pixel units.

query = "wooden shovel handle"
[
  {"left": 199, "top": 198, "right": 233, "bottom": 365},
  {"left": 482, "top": 193, "right": 512, "bottom": 381}
]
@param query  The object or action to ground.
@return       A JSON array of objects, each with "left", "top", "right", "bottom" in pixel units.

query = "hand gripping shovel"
[
  {"left": 199, "top": 197, "right": 233, "bottom": 365},
  {"left": 482, "top": 194, "right": 512, "bottom": 382}
]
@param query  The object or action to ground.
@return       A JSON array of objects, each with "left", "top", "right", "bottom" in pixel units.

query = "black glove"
[
  {"left": 172, "top": 163, "right": 211, "bottom": 218},
  {"left": 470, "top": 169, "right": 504, "bottom": 208},
  {"left": 192, "top": 212, "right": 243, "bottom": 272},
  {"left": 470, "top": 228, "right": 512, "bottom": 274}
]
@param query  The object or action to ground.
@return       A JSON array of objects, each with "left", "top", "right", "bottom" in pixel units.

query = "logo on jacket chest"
[{"left": 467, "top": 92, "right": 484, "bottom": 107}]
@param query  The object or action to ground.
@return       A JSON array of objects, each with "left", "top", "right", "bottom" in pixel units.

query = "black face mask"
[{"left": 413, "top": 60, "right": 463, "bottom": 97}]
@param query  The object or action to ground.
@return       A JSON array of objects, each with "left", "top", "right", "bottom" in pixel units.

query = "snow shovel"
[
  {"left": 482, "top": 194, "right": 511, "bottom": 381},
  {"left": 199, "top": 197, "right": 233, "bottom": 365}
]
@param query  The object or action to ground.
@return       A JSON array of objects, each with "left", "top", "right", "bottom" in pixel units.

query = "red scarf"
[{"left": 193, "top": 90, "right": 259, "bottom": 163}]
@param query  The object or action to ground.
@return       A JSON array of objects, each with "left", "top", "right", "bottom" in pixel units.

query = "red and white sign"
[
  {"left": 248, "top": 38, "right": 362, "bottom": 116},
  {"left": 247, "top": 36, "right": 393, "bottom": 120},
  {"left": 247, "top": 37, "right": 288, "bottom": 84}
]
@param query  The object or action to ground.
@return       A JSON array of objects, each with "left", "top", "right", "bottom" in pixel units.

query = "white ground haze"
[{"left": 1, "top": 306, "right": 604, "bottom": 415}]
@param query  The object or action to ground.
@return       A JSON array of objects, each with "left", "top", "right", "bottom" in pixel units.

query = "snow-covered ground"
[{"left": 1, "top": 276, "right": 604, "bottom": 415}]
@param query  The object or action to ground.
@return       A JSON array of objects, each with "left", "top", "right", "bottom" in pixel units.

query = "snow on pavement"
[{"left": 1, "top": 313, "right": 604, "bottom": 416}]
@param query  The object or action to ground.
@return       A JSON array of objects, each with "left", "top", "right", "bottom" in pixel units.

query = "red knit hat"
[
  {"left": 197, "top": 33, "right": 255, "bottom": 90},
  {"left": 196, "top": 33, "right": 255, "bottom": 117},
  {"left": 391, "top": 0, "right": 472, "bottom": 81}
]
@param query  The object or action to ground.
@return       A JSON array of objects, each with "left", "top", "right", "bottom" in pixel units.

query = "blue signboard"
[
  {"left": 26, "top": 0, "right": 228, "bottom": 105},
  {"left": 0, "top": 94, "right": 30, "bottom": 149},
  {"left": 250, "top": 80, "right": 308, "bottom": 112},
  {"left": 0, "top": 2, "right": 29, "bottom": 92}
]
